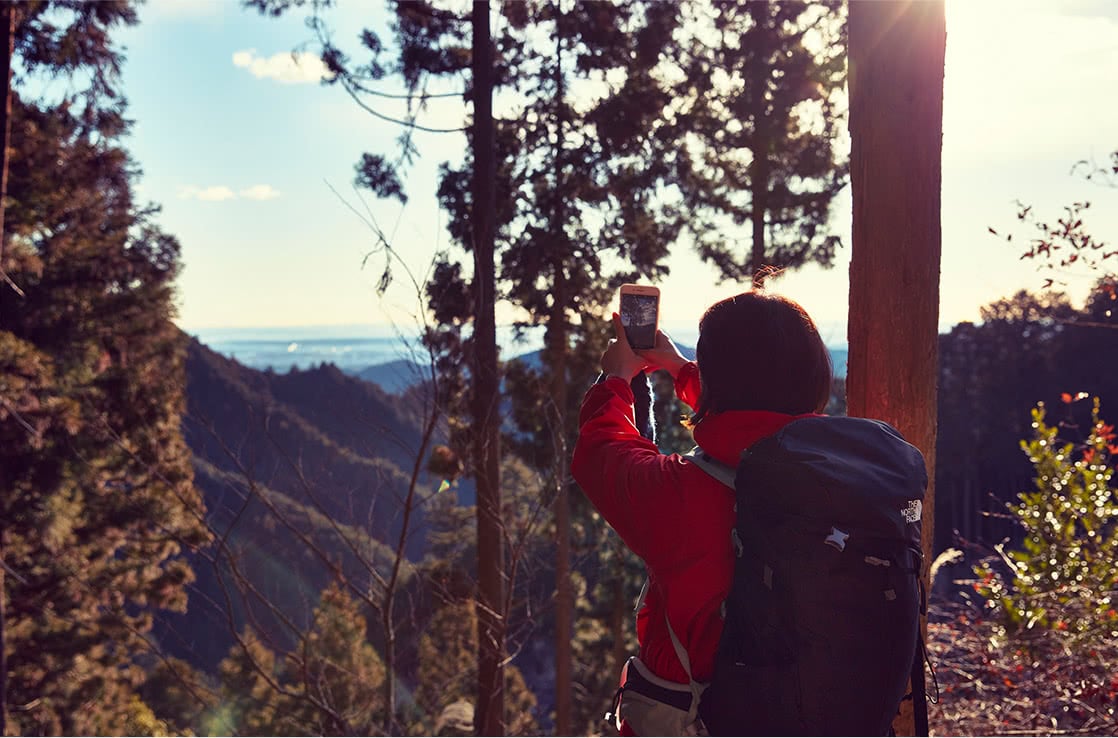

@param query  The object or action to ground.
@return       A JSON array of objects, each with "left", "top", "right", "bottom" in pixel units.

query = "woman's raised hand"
[
  {"left": 637, "top": 329, "right": 689, "bottom": 379},
  {"left": 601, "top": 313, "right": 651, "bottom": 380}
]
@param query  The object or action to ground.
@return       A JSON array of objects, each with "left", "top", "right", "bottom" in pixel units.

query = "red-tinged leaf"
[{"left": 1061, "top": 392, "right": 1073, "bottom": 404}]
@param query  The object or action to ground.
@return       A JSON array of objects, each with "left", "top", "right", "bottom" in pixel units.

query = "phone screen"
[{"left": 619, "top": 292, "right": 659, "bottom": 350}]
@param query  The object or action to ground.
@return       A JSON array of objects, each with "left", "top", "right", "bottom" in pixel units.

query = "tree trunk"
[
  {"left": 550, "top": 303, "right": 572, "bottom": 737},
  {"left": 550, "top": 10, "right": 573, "bottom": 735},
  {"left": 748, "top": 5, "right": 769, "bottom": 286},
  {"left": 0, "top": 6, "right": 15, "bottom": 730},
  {"left": 846, "top": 2, "right": 945, "bottom": 735},
  {"left": 0, "top": 1, "right": 12, "bottom": 292},
  {"left": 1, "top": 533, "right": 6, "bottom": 738},
  {"left": 471, "top": 2, "right": 505, "bottom": 735},
  {"left": 750, "top": 151, "right": 768, "bottom": 285}
]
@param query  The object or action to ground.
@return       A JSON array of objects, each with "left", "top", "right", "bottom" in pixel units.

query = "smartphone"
[{"left": 618, "top": 284, "right": 660, "bottom": 350}]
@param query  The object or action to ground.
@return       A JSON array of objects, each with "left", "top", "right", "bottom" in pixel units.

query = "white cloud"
[
  {"left": 240, "top": 184, "right": 281, "bottom": 201},
  {"left": 179, "top": 184, "right": 281, "bottom": 202},
  {"left": 232, "top": 48, "right": 334, "bottom": 85}
]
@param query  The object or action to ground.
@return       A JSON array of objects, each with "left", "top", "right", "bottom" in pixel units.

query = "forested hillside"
[{"left": 184, "top": 337, "right": 438, "bottom": 560}]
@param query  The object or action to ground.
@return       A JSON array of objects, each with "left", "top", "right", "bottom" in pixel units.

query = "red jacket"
[{"left": 571, "top": 362, "right": 813, "bottom": 685}]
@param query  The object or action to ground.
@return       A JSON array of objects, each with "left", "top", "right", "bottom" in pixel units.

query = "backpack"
[{"left": 682, "top": 415, "right": 929, "bottom": 737}]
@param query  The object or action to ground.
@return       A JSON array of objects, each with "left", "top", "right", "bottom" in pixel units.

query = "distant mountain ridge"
[
  {"left": 192, "top": 326, "right": 848, "bottom": 395},
  {"left": 183, "top": 336, "right": 439, "bottom": 557},
  {"left": 353, "top": 344, "right": 847, "bottom": 396},
  {"left": 165, "top": 337, "right": 446, "bottom": 675}
]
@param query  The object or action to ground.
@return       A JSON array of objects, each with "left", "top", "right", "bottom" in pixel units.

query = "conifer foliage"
[
  {"left": 214, "top": 583, "right": 388, "bottom": 736},
  {"left": 0, "top": 2, "right": 209, "bottom": 733},
  {"left": 675, "top": 0, "right": 848, "bottom": 283}
]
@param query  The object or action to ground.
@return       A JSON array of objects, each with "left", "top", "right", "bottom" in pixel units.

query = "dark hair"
[{"left": 691, "top": 291, "right": 832, "bottom": 424}]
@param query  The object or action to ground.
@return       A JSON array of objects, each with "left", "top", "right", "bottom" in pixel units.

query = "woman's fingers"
[{"left": 611, "top": 312, "right": 630, "bottom": 348}]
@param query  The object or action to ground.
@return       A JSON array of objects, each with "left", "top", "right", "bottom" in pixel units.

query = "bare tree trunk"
[
  {"left": 847, "top": 2, "right": 945, "bottom": 735},
  {"left": 550, "top": 311, "right": 572, "bottom": 737},
  {"left": 1, "top": 532, "right": 6, "bottom": 738},
  {"left": 471, "top": 2, "right": 505, "bottom": 734},
  {"left": 750, "top": 151, "right": 768, "bottom": 286},
  {"left": 0, "top": 7, "right": 16, "bottom": 730},
  {"left": 550, "top": 8, "right": 573, "bottom": 734},
  {"left": 747, "top": 3, "right": 770, "bottom": 287},
  {"left": 0, "top": 2, "right": 12, "bottom": 294}
]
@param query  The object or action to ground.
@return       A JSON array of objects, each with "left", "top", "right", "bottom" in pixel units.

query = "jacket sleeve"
[
  {"left": 675, "top": 361, "right": 701, "bottom": 410},
  {"left": 571, "top": 376, "right": 690, "bottom": 566}
]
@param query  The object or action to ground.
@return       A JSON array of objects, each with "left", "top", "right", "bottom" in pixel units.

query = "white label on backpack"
[
  {"left": 903, "top": 499, "right": 923, "bottom": 523},
  {"left": 824, "top": 527, "right": 850, "bottom": 552}
]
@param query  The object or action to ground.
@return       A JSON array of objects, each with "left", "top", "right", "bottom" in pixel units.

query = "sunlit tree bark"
[{"left": 847, "top": 1, "right": 945, "bottom": 734}]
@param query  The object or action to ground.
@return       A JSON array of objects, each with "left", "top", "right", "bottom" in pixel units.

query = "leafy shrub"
[{"left": 929, "top": 396, "right": 1118, "bottom": 736}]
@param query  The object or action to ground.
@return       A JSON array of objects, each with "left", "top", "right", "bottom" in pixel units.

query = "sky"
[{"left": 111, "top": 0, "right": 1118, "bottom": 348}]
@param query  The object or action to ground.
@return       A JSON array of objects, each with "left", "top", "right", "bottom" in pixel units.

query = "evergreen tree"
[
  {"left": 284, "top": 581, "right": 388, "bottom": 735},
  {"left": 674, "top": 0, "right": 847, "bottom": 283},
  {"left": 0, "top": 2, "right": 209, "bottom": 733},
  {"left": 215, "top": 629, "right": 285, "bottom": 737},
  {"left": 409, "top": 3, "right": 682, "bottom": 727},
  {"left": 138, "top": 656, "right": 218, "bottom": 736},
  {"left": 216, "top": 583, "right": 389, "bottom": 736},
  {"left": 413, "top": 598, "right": 538, "bottom": 736}
]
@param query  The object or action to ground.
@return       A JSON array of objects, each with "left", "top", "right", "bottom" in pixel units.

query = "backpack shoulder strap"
[{"left": 682, "top": 445, "right": 736, "bottom": 489}]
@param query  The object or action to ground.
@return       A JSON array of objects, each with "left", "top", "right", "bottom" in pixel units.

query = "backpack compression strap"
[{"left": 682, "top": 446, "right": 736, "bottom": 489}]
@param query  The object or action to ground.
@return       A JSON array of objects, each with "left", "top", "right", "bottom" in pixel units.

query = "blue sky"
[{"left": 115, "top": 0, "right": 1118, "bottom": 347}]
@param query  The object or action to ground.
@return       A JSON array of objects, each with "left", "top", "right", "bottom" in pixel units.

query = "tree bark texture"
[
  {"left": 847, "top": 2, "right": 945, "bottom": 734},
  {"left": 550, "top": 318, "right": 573, "bottom": 737},
  {"left": 0, "top": 2, "right": 12, "bottom": 285},
  {"left": 550, "top": 11, "right": 573, "bottom": 734},
  {"left": 0, "top": 6, "right": 15, "bottom": 731},
  {"left": 471, "top": 2, "right": 505, "bottom": 735},
  {"left": 749, "top": 6, "right": 769, "bottom": 286}
]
